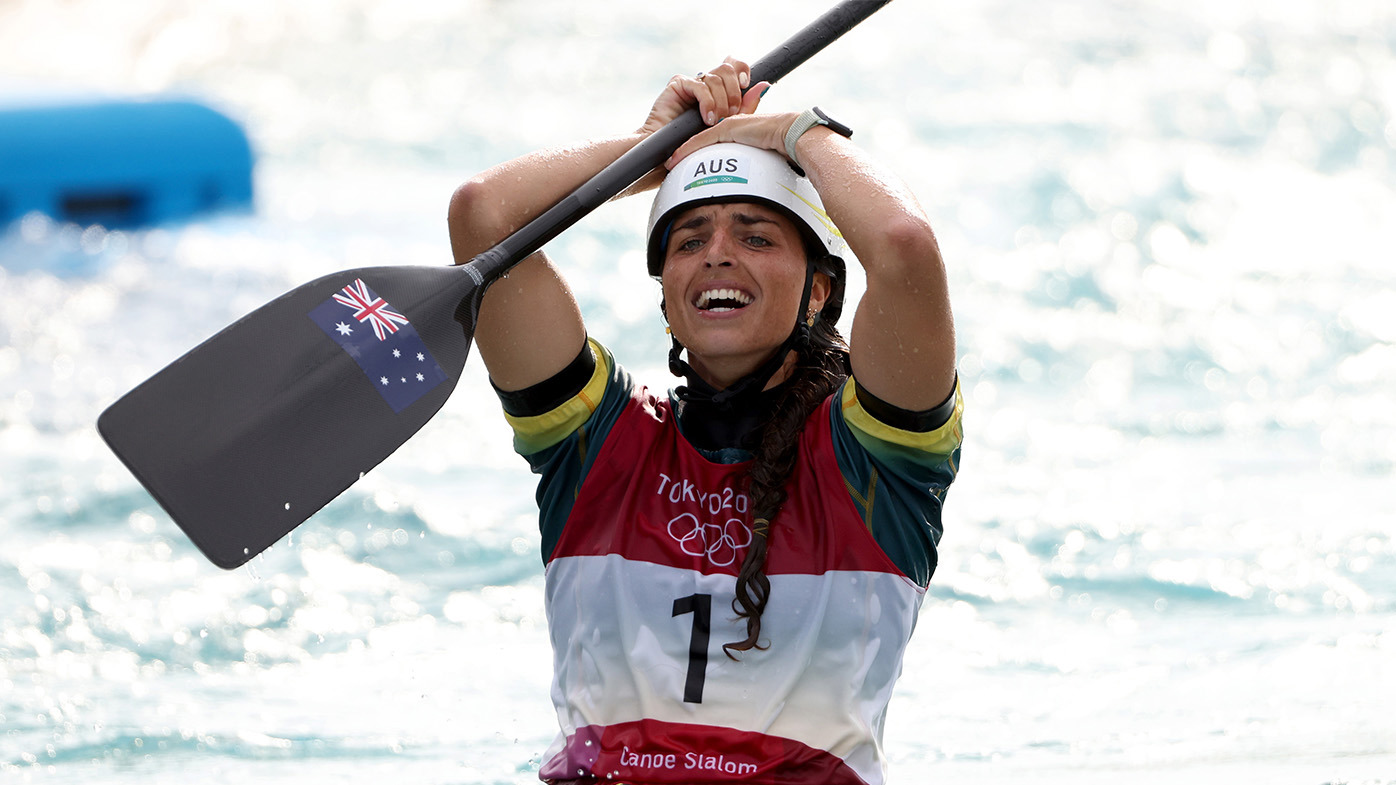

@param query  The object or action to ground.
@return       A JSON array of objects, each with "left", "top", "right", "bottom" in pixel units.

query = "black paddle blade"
[{"left": 98, "top": 264, "right": 482, "bottom": 569}]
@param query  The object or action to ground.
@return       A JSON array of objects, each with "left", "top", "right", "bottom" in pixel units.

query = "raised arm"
[
  {"left": 796, "top": 128, "right": 955, "bottom": 412},
  {"left": 449, "top": 137, "right": 633, "bottom": 391},
  {"left": 666, "top": 111, "right": 955, "bottom": 412},
  {"left": 449, "top": 59, "right": 766, "bottom": 392}
]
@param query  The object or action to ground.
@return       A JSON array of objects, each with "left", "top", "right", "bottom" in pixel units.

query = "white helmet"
[{"left": 645, "top": 144, "right": 847, "bottom": 323}]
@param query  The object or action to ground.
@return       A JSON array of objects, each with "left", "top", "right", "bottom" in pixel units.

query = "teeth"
[{"left": 696, "top": 288, "right": 753, "bottom": 310}]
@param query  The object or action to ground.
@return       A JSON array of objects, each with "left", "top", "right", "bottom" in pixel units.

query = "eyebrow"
[
  {"left": 672, "top": 210, "right": 779, "bottom": 233},
  {"left": 733, "top": 212, "right": 779, "bottom": 227},
  {"left": 672, "top": 214, "right": 711, "bottom": 233}
]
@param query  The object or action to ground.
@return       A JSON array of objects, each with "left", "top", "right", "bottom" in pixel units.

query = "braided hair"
[{"left": 723, "top": 317, "right": 849, "bottom": 658}]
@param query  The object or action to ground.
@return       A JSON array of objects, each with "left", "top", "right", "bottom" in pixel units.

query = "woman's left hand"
[{"left": 665, "top": 111, "right": 798, "bottom": 170}]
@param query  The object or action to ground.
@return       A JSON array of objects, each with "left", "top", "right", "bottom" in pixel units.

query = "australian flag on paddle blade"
[{"left": 308, "top": 278, "right": 448, "bottom": 413}]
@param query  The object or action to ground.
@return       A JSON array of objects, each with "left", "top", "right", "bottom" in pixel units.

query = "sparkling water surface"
[{"left": 2, "top": 0, "right": 1394, "bottom": 782}]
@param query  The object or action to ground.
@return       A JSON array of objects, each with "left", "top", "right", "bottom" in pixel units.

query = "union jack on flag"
[{"left": 332, "top": 278, "right": 410, "bottom": 340}]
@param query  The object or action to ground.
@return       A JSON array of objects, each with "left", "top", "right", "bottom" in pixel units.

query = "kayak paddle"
[{"left": 98, "top": 0, "right": 895, "bottom": 569}]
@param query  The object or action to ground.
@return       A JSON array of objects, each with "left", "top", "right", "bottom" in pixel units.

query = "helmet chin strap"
[{"left": 669, "top": 262, "right": 816, "bottom": 411}]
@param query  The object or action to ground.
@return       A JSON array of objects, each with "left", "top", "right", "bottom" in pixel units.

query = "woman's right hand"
[{"left": 638, "top": 57, "right": 769, "bottom": 134}]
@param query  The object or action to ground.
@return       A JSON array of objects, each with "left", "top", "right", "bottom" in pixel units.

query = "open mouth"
[{"left": 695, "top": 288, "right": 753, "bottom": 313}]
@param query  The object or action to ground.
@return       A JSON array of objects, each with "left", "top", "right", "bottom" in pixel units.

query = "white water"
[{"left": 2, "top": 0, "right": 1394, "bottom": 782}]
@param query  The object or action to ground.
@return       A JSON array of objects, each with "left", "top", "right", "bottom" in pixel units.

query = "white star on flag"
[
  {"left": 393, "top": 349, "right": 401, "bottom": 358},
  {"left": 380, "top": 377, "right": 389, "bottom": 385},
  {"left": 335, "top": 322, "right": 353, "bottom": 336}
]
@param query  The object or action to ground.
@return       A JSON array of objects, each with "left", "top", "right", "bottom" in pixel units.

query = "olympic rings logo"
[{"left": 666, "top": 513, "right": 753, "bottom": 567}]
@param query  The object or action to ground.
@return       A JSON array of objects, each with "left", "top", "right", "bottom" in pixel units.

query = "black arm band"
[
  {"left": 854, "top": 375, "right": 958, "bottom": 433},
  {"left": 493, "top": 341, "right": 596, "bottom": 418}
]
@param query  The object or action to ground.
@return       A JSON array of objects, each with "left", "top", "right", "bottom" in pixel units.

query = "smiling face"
[{"left": 660, "top": 201, "right": 828, "bottom": 389}]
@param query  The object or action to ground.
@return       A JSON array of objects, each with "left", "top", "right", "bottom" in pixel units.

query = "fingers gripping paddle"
[{"left": 98, "top": 0, "right": 894, "bottom": 569}]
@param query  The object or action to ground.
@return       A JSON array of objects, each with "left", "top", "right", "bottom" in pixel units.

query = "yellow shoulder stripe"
[
  {"left": 503, "top": 338, "right": 611, "bottom": 455},
  {"left": 841, "top": 376, "right": 964, "bottom": 456}
]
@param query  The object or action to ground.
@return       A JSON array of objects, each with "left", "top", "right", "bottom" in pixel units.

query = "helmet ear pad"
[{"left": 813, "top": 253, "right": 846, "bottom": 325}]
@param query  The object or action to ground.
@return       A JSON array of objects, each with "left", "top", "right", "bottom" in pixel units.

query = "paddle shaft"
[
  {"left": 97, "top": 0, "right": 895, "bottom": 570},
  {"left": 462, "top": 0, "right": 893, "bottom": 287}
]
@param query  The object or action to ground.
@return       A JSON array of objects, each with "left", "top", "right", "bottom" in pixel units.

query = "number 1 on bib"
[{"left": 672, "top": 593, "right": 712, "bottom": 703}]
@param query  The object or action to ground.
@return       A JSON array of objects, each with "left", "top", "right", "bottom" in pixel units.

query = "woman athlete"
[{"left": 448, "top": 57, "right": 962, "bottom": 785}]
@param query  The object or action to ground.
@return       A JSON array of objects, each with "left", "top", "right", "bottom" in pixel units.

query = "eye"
[
  {"left": 744, "top": 235, "right": 772, "bottom": 248},
  {"left": 675, "top": 236, "right": 704, "bottom": 253}
]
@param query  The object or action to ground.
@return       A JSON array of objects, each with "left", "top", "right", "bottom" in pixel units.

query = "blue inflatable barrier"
[{"left": 0, "top": 97, "right": 254, "bottom": 228}]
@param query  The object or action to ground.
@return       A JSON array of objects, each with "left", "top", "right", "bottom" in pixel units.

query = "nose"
[{"left": 702, "top": 228, "right": 737, "bottom": 268}]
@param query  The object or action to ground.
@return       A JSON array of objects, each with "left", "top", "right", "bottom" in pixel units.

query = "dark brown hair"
[{"left": 724, "top": 319, "right": 849, "bottom": 658}]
